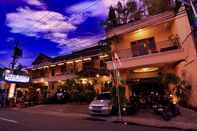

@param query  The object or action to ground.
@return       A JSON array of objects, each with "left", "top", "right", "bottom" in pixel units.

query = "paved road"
[{"left": 0, "top": 109, "right": 181, "bottom": 131}]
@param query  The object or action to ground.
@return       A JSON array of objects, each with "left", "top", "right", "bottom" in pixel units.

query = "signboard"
[{"left": 4, "top": 73, "right": 30, "bottom": 83}]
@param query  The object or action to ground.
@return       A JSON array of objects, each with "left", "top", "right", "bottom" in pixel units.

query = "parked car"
[{"left": 88, "top": 92, "right": 112, "bottom": 115}]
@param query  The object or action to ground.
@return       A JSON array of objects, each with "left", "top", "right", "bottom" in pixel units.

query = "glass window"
[
  {"left": 51, "top": 68, "right": 55, "bottom": 76},
  {"left": 60, "top": 65, "right": 66, "bottom": 73},
  {"left": 131, "top": 37, "right": 156, "bottom": 56}
]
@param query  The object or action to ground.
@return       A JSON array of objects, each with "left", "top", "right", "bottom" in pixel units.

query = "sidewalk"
[
  {"left": 13, "top": 104, "right": 197, "bottom": 130},
  {"left": 111, "top": 107, "right": 197, "bottom": 130}
]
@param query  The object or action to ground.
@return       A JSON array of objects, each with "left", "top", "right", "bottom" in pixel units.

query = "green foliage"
[
  {"left": 144, "top": 0, "right": 170, "bottom": 15},
  {"left": 104, "top": 0, "right": 172, "bottom": 29},
  {"left": 158, "top": 73, "right": 180, "bottom": 87},
  {"left": 111, "top": 86, "right": 128, "bottom": 108},
  {"left": 60, "top": 79, "right": 96, "bottom": 103},
  {"left": 158, "top": 73, "right": 192, "bottom": 105},
  {"left": 177, "top": 80, "right": 192, "bottom": 106}
]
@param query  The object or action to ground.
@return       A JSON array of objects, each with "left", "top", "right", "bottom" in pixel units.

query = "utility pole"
[
  {"left": 112, "top": 52, "right": 122, "bottom": 121},
  {"left": 11, "top": 40, "right": 23, "bottom": 72}
]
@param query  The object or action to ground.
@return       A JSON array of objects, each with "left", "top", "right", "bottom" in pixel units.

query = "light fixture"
[
  {"left": 100, "top": 54, "right": 109, "bottom": 59},
  {"left": 50, "top": 65, "right": 56, "bottom": 67},
  {"left": 81, "top": 78, "right": 88, "bottom": 84},
  {"left": 5, "top": 69, "right": 11, "bottom": 74},
  {"left": 44, "top": 66, "right": 49, "bottom": 68},
  {"left": 58, "top": 63, "right": 64, "bottom": 66},
  {"left": 96, "top": 74, "right": 100, "bottom": 78},
  {"left": 83, "top": 58, "right": 92, "bottom": 61},
  {"left": 66, "top": 61, "right": 73, "bottom": 64},
  {"left": 8, "top": 84, "right": 16, "bottom": 98},
  {"left": 133, "top": 67, "right": 159, "bottom": 73},
  {"left": 75, "top": 59, "right": 82, "bottom": 63}
]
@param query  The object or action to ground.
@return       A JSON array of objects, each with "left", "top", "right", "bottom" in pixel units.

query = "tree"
[
  {"left": 126, "top": 0, "right": 138, "bottom": 22},
  {"left": 143, "top": 0, "right": 170, "bottom": 15},
  {"left": 105, "top": 6, "right": 118, "bottom": 29}
]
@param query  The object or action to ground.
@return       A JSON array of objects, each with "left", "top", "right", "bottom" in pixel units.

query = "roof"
[
  {"left": 107, "top": 11, "right": 176, "bottom": 37},
  {"left": 32, "top": 53, "right": 52, "bottom": 65},
  {"left": 53, "top": 45, "right": 106, "bottom": 62}
]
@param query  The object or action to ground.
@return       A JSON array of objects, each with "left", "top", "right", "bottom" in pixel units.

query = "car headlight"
[{"left": 88, "top": 106, "right": 93, "bottom": 110}]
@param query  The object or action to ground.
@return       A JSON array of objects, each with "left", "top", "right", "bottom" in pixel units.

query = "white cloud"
[
  {"left": 66, "top": 1, "right": 107, "bottom": 17},
  {"left": 59, "top": 35, "right": 105, "bottom": 54},
  {"left": 68, "top": 13, "right": 90, "bottom": 25},
  {"left": 24, "top": 0, "right": 46, "bottom": 8},
  {"left": 66, "top": 0, "right": 129, "bottom": 18},
  {"left": 6, "top": 7, "right": 76, "bottom": 37}
]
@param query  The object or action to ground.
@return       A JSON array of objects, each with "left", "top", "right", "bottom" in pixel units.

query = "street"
[{"left": 0, "top": 109, "right": 181, "bottom": 131}]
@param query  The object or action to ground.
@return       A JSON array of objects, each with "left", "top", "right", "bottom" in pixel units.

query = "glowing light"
[
  {"left": 4, "top": 74, "right": 30, "bottom": 83},
  {"left": 50, "top": 65, "right": 56, "bottom": 67},
  {"left": 96, "top": 74, "right": 100, "bottom": 78},
  {"left": 100, "top": 54, "right": 109, "bottom": 59},
  {"left": 44, "top": 66, "right": 49, "bottom": 68},
  {"left": 66, "top": 61, "right": 73, "bottom": 64},
  {"left": 133, "top": 67, "right": 159, "bottom": 73},
  {"left": 8, "top": 83, "right": 16, "bottom": 98},
  {"left": 83, "top": 58, "right": 92, "bottom": 61},
  {"left": 5, "top": 70, "right": 11, "bottom": 74},
  {"left": 58, "top": 63, "right": 64, "bottom": 66},
  {"left": 81, "top": 78, "right": 88, "bottom": 84},
  {"left": 75, "top": 59, "right": 82, "bottom": 63}
]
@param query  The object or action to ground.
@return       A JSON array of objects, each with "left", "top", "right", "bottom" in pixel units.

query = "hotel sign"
[{"left": 4, "top": 73, "right": 30, "bottom": 83}]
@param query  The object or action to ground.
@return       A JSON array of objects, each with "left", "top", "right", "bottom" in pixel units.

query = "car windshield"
[{"left": 96, "top": 93, "right": 112, "bottom": 100}]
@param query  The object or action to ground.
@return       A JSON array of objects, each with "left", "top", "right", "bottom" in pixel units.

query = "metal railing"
[{"left": 113, "top": 39, "right": 181, "bottom": 59}]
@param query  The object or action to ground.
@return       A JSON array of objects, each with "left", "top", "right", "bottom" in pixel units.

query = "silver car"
[{"left": 88, "top": 92, "right": 113, "bottom": 115}]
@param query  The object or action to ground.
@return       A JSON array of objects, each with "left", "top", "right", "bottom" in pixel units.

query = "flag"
[{"left": 114, "top": 52, "right": 122, "bottom": 67}]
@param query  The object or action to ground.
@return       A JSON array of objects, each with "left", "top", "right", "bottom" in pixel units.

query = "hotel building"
[
  {"left": 28, "top": 45, "right": 111, "bottom": 98},
  {"left": 106, "top": 3, "right": 197, "bottom": 107}
]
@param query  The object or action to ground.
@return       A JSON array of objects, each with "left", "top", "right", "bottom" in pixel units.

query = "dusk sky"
[{"left": 0, "top": 0, "right": 123, "bottom": 67}]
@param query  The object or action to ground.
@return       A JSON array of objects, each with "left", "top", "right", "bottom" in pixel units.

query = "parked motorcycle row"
[{"left": 125, "top": 91, "right": 180, "bottom": 121}]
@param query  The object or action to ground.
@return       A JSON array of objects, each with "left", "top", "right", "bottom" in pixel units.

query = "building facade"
[
  {"left": 28, "top": 45, "right": 111, "bottom": 98},
  {"left": 106, "top": 4, "right": 197, "bottom": 107}
]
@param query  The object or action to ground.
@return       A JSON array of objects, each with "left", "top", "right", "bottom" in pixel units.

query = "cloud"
[
  {"left": 66, "top": 1, "right": 106, "bottom": 17},
  {"left": 24, "top": 0, "right": 46, "bottom": 8},
  {"left": 44, "top": 31, "right": 104, "bottom": 54},
  {"left": 66, "top": 0, "right": 128, "bottom": 18},
  {"left": 6, "top": 7, "right": 76, "bottom": 37},
  {"left": 59, "top": 35, "right": 104, "bottom": 54}
]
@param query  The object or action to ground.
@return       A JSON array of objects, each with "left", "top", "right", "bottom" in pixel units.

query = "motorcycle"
[{"left": 149, "top": 92, "right": 180, "bottom": 121}]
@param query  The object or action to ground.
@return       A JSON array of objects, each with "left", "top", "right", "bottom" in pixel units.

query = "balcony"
[
  {"left": 31, "top": 72, "right": 76, "bottom": 83},
  {"left": 107, "top": 39, "right": 186, "bottom": 70}
]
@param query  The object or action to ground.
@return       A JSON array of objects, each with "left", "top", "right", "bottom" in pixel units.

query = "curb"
[{"left": 110, "top": 117, "right": 197, "bottom": 130}]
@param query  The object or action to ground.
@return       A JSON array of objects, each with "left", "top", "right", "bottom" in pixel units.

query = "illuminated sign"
[{"left": 4, "top": 73, "right": 30, "bottom": 83}]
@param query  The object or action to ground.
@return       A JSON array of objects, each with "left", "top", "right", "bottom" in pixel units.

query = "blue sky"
[{"left": 0, "top": 0, "right": 122, "bottom": 67}]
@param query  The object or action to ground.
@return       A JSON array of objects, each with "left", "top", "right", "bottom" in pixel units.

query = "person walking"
[
  {"left": 2, "top": 89, "right": 8, "bottom": 108},
  {"left": 0, "top": 90, "right": 3, "bottom": 108}
]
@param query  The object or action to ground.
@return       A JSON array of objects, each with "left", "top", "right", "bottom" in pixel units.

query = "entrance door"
[{"left": 128, "top": 78, "right": 164, "bottom": 99}]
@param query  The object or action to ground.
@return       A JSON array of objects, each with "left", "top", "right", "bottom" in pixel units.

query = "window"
[
  {"left": 100, "top": 60, "right": 106, "bottom": 69},
  {"left": 60, "top": 65, "right": 66, "bottom": 73},
  {"left": 131, "top": 37, "right": 156, "bottom": 57},
  {"left": 51, "top": 68, "right": 55, "bottom": 76}
]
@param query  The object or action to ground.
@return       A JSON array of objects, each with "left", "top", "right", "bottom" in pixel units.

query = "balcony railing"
[{"left": 113, "top": 39, "right": 181, "bottom": 59}]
